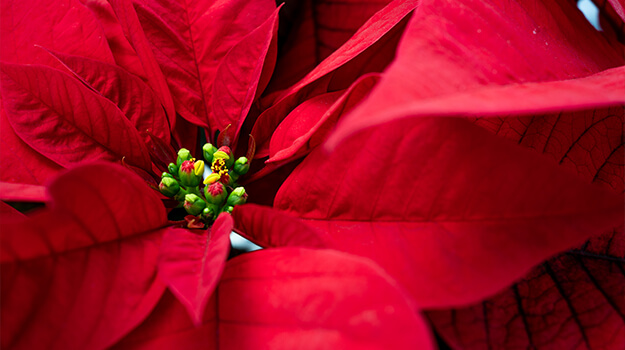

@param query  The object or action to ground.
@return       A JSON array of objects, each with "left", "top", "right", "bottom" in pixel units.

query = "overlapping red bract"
[
  {"left": 1, "top": 0, "right": 624, "bottom": 348},
  {"left": 117, "top": 248, "right": 435, "bottom": 349},
  {"left": 1, "top": 163, "right": 168, "bottom": 349},
  {"left": 158, "top": 214, "right": 233, "bottom": 326}
]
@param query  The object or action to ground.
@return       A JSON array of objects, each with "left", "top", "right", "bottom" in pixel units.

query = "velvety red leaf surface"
[
  {"left": 108, "top": 0, "right": 176, "bottom": 126},
  {"left": 47, "top": 51, "right": 170, "bottom": 144},
  {"left": 0, "top": 0, "right": 114, "bottom": 66},
  {"left": 429, "top": 227, "right": 625, "bottom": 350},
  {"left": 116, "top": 248, "right": 434, "bottom": 349},
  {"left": 0, "top": 62, "right": 153, "bottom": 171},
  {"left": 81, "top": 0, "right": 147, "bottom": 80},
  {"left": 211, "top": 6, "right": 280, "bottom": 143},
  {"left": 251, "top": 0, "right": 417, "bottom": 156},
  {"left": 218, "top": 248, "right": 434, "bottom": 349},
  {"left": 268, "top": 0, "right": 390, "bottom": 92},
  {"left": 111, "top": 291, "right": 217, "bottom": 349},
  {"left": 0, "top": 106, "right": 62, "bottom": 185},
  {"left": 268, "top": 73, "right": 379, "bottom": 165},
  {"left": 130, "top": 0, "right": 275, "bottom": 136},
  {"left": 327, "top": 0, "right": 624, "bottom": 146},
  {"left": 328, "top": 67, "right": 625, "bottom": 148},
  {"left": 158, "top": 213, "right": 233, "bottom": 326},
  {"left": 427, "top": 106, "right": 625, "bottom": 349},
  {"left": 0, "top": 201, "right": 25, "bottom": 221},
  {"left": 273, "top": 117, "right": 623, "bottom": 308},
  {"left": 0, "top": 182, "right": 48, "bottom": 202},
  {"left": 233, "top": 204, "right": 326, "bottom": 249},
  {"left": 1, "top": 163, "right": 168, "bottom": 349}
]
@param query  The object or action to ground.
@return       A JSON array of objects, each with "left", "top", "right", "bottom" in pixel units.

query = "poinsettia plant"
[{"left": 1, "top": 0, "right": 623, "bottom": 349}]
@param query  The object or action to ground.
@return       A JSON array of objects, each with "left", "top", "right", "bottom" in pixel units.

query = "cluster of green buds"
[{"left": 158, "top": 144, "right": 250, "bottom": 226}]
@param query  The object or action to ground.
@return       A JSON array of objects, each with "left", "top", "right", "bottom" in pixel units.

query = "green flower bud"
[
  {"left": 161, "top": 172, "right": 173, "bottom": 179},
  {"left": 173, "top": 188, "right": 188, "bottom": 202},
  {"left": 226, "top": 187, "right": 248, "bottom": 206},
  {"left": 167, "top": 162, "right": 178, "bottom": 174},
  {"left": 202, "top": 143, "right": 218, "bottom": 163},
  {"left": 183, "top": 193, "right": 206, "bottom": 216},
  {"left": 233, "top": 157, "right": 249, "bottom": 175},
  {"left": 202, "top": 204, "right": 219, "bottom": 221},
  {"left": 179, "top": 160, "right": 202, "bottom": 187},
  {"left": 223, "top": 205, "right": 234, "bottom": 214},
  {"left": 176, "top": 148, "right": 192, "bottom": 166},
  {"left": 158, "top": 177, "right": 180, "bottom": 197},
  {"left": 204, "top": 181, "right": 227, "bottom": 205}
]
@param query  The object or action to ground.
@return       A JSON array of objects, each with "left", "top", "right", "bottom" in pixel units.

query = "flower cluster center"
[{"left": 157, "top": 143, "right": 250, "bottom": 228}]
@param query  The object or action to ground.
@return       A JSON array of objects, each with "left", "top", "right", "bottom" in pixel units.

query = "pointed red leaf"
[
  {"left": 217, "top": 248, "right": 434, "bottom": 348},
  {"left": 273, "top": 117, "right": 623, "bottom": 308},
  {"left": 110, "top": 291, "right": 217, "bottom": 349},
  {"left": 158, "top": 213, "right": 233, "bottom": 326},
  {"left": 45, "top": 50, "right": 170, "bottom": 144},
  {"left": 115, "top": 248, "right": 434, "bottom": 348},
  {"left": 1, "top": 162, "right": 168, "bottom": 349},
  {"left": 0, "top": 201, "right": 25, "bottom": 220},
  {"left": 233, "top": 204, "right": 326, "bottom": 249},
  {"left": 329, "top": 67, "right": 625, "bottom": 147},
  {"left": 131, "top": 0, "right": 275, "bottom": 134},
  {"left": 0, "top": 106, "right": 62, "bottom": 185},
  {"left": 211, "top": 6, "right": 280, "bottom": 143},
  {"left": 267, "top": 73, "right": 379, "bottom": 167},
  {"left": 108, "top": 0, "right": 176, "bottom": 127},
  {"left": 268, "top": 0, "right": 391, "bottom": 92},
  {"left": 251, "top": 0, "right": 416, "bottom": 154},
  {"left": 82, "top": 0, "right": 147, "bottom": 79},
  {"left": 327, "top": 0, "right": 624, "bottom": 145},
  {"left": 0, "top": 0, "right": 114, "bottom": 66},
  {"left": 427, "top": 104, "right": 624, "bottom": 348},
  {"left": 0, "top": 62, "right": 153, "bottom": 171}
]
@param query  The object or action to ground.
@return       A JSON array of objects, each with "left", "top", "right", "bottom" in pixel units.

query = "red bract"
[
  {"left": 1, "top": 0, "right": 624, "bottom": 348},
  {"left": 1, "top": 163, "right": 434, "bottom": 349},
  {"left": 1, "top": 163, "right": 168, "bottom": 349}
]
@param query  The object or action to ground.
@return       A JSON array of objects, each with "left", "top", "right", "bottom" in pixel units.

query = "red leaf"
[
  {"left": 327, "top": 0, "right": 625, "bottom": 146},
  {"left": 211, "top": 6, "right": 280, "bottom": 144},
  {"left": 273, "top": 117, "right": 623, "bottom": 308},
  {"left": 157, "top": 213, "right": 233, "bottom": 326},
  {"left": 328, "top": 66, "right": 625, "bottom": 148},
  {"left": 108, "top": 0, "right": 176, "bottom": 128},
  {"left": 0, "top": 182, "right": 48, "bottom": 202},
  {"left": 251, "top": 0, "right": 417, "bottom": 154},
  {"left": 1, "top": 162, "right": 168, "bottom": 349},
  {"left": 0, "top": 62, "right": 153, "bottom": 171},
  {"left": 0, "top": 0, "right": 114, "bottom": 66},
  {"left": 45, "top": 50, "right": 171, "bottom": 145},
  {"left": 267, "top": 73, "right": 379, "bottom": 167},
  {"left": 472, "top": 106, "right": 625, "bottom": 192},
  {"left": 268, "top": 0, "right": 391, "bottom": 92},
  {"left": 131, "top": 0, "right": 275, "bottom": 135},
  {"left": 118, "top": 248, "right": 435, "bottom": 348},
  {"left": 0, "top": 201, "right": 25, "bottom": 220},
  {"left": 0, "top": 106, "right": 62, "bottom": 185},
  {"left": 81, "top": 0, "right": 147, "bottom": 79},
  {"left": 217, "top": 248, "right": 434, "bottom": 349},
  {"left": 427, "top": 106, "right": 624, "bottom": 348},
  {"left": 233, "top": 204, "right": 326, "bottom": 249},
  {"left": 110, "top": 291, "right": 217, "bottom": 349},
  {"left": 429, "top": 227, "right": 625, "bottom": 349}
]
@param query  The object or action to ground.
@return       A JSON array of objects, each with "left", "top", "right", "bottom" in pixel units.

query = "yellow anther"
[
  {"left": 204, "top": 173, "right": 220, "bottom": 184},
  {"left": 194, "top": 160, "right": 205, "bottom": 176},
  {"left": 212, "top": 150, "right": 230, "bottom": 161}
]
